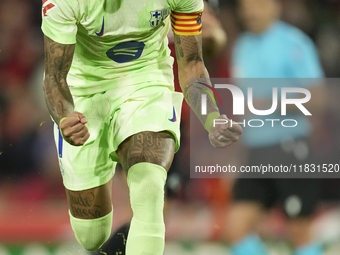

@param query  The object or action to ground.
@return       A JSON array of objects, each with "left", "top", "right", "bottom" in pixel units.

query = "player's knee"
[
  {"left": 69, "top": 210, "right": 113, "bottom": 251},
  {"left": 127, "top": 162, "right": 166, "bottom": 220},
  {"left": 132, "top": 173, "right": 164, "bottom": 202},
  {"left": 76, "top": 229, "right": 109, "bottom": 251}
]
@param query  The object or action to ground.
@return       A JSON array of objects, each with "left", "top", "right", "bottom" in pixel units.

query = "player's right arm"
[
  {"left": 43, "top": 35, "right": 90, "bottom": 146},
  {"left": 42, "top": 0, "right": 89, "bottom": 146},
  {"left": 43, "top": 35, "right": 74, "bottom": 124}
]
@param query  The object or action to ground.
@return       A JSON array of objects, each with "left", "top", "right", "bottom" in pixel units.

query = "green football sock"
[{"left": 126, "top": 162, "right": 167, "bottom": 255}]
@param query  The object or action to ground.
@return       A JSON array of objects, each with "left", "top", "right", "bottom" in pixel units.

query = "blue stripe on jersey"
[{"left": 58, "top": 127, "right": 63, "bottom": 158}]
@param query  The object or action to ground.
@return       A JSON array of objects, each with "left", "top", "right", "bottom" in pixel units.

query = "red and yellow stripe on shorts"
[{"left": 171, "top": 11, "right": 203, "bottom": 36}]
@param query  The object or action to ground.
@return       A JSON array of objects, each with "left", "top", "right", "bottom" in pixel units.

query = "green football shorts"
[{"left": 52, "top": 85, "right": 183, "bottom": 191}]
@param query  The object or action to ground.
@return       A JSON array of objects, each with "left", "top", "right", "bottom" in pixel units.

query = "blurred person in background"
[{"left": 226, "top": 0, "right": 326, "bottom": 255}]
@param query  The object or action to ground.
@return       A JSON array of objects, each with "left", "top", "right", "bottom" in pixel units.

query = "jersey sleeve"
[
  {"left": 169, "top": 0, "right": 204, "bottom": 14},
  {"left": 168, "top": 0, "right": 204, "bottom": 35},
  {"left": 41, "top": 0, "right": 79, "bottom": 44}
]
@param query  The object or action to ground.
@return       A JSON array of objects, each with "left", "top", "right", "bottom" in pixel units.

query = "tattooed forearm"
[
  {"left": 175, "top": 35, "right": 184, "bottom": 60},
  {"left": 43, "top": 35, "right": 75, "bottom": 124},
  {"left": 174, "top": 34, "right": 219, "bottom": 126},
  {"left": 182, "top": 76, "right": 219, "bottom": 125}
]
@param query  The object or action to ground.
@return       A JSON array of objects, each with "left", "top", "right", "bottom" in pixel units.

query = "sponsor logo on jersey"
[
  {"left": 149, "top": 8, "right": 171, "bottom": 27},
  {"left": 42, "top": 0, "right": 57, "bottom": 18},
  {"left": 106, "top": 41, "right": 145, "bottom": 63},
  {"left": 95, "top": 17, "right": 105, "bottom": 36},
  {"left": 169, "top": 106, "right": 177, "bottom": 122}
]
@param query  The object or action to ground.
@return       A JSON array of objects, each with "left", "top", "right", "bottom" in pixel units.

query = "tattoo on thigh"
[
  {"left": 68, "top": 192, "right": 102, "bottom": 219},
  {"left": 126, "top": 131, "right": 175, "bottom": 170}
]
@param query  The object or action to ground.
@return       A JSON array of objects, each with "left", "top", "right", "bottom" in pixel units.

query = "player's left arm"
[
  {"left": 174, "top": 33, "right": 215, "bottom": 126},
  {"left": 174, "top": 32, "right": 242, "bottom": 148}
]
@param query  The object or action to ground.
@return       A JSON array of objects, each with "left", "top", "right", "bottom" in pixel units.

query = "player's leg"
[
  {"left": 117, "top": 130, "right": 175, "bottom": 172},
  {"left": 107, "top": 84, "right": 182, "bottom": 255},
  {"left": 52, "top": 92, "right": 116, "bottom": 251},
  {"left": 92, "top": 153, "right": 184, "bottom": 255},
  {"left": 276, "top": 136, "right": 322, "bottom": 255},
  {"left": 288, "top": 219, "right": 323, "bottom": 255},
  {"left": 288, "top": 217, "right": 319, "bottom": 253},
  {"left": 227, "top": 178, "right": 273, "bottom": 255},
  {"left": 65, "top": 179, "right": 113, "bottom": 251},
  {"left": 116, "top": 131, "right": 175, "bottom": 255},
  {"left": 277, "top": 178, "right": 322, "bottom": 255},
  {"left": 93, "top": 222, "right": 130, "bottom": 255},
  {"left": 227, "top": 201, "right": 265, "bottom": 244},
  {"left": 90, "top": 163, "right": 130, "bottom": 255}
]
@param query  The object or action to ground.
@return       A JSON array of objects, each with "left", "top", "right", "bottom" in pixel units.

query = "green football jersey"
[{"left": 42, "top": 0, "right": 203, "bottom": 96}]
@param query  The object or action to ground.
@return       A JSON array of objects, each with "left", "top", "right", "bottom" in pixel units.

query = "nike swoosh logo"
[
  {"left": 169, "top": 107, "right": 177, "bottom": 122},
  {"left": 95, "top": 17, "right": 104, "bottom": 36}
]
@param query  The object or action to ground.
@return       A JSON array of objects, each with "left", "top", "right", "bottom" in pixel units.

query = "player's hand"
[
  {"left": 209, "top": 114, "right": 242, "bottom": 148},
  {"left": 59, "top": 111, "right": 90, "bottom": 146}
]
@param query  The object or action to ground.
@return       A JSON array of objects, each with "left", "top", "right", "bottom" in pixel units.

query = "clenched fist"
[
  {"left": 59, "top": 111, "right": 90, "bottom": 146},
  {"left": 209, "top": 114, "right": 243, "bottom": 148}
]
